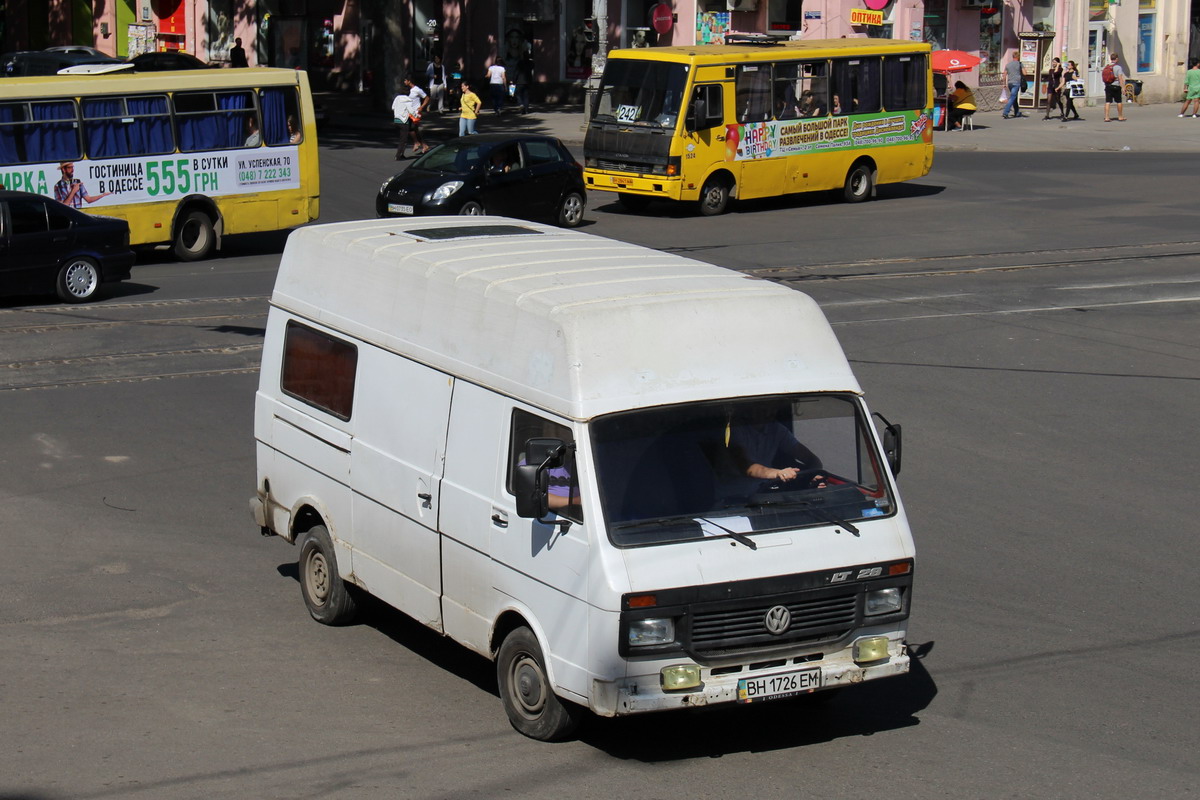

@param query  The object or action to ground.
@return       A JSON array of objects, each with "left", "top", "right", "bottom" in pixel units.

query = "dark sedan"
[
  {"left": 126, "top": 51, "right": 210, "bottom": 71},
  {"left": 376, "top": 134, "right": 586, "bottom": 228},
  {"left": 0, "top": 191, "right": 135, "bottom": 303}
]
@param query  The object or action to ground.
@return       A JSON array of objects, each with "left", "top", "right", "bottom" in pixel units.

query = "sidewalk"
[{"left": 317, "top": 91, "right": 1200, "bottom": 153}]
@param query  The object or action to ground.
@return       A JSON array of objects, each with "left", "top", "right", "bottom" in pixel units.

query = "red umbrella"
[{"left": 931, "top": 50, "right": 983, "bottom": 74}]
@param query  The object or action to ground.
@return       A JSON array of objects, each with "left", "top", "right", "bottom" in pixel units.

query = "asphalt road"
[{"left": 1, "top": 147, "right": 1197, "bottom": 799}]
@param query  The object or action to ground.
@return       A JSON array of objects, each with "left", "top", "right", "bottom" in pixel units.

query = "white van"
[{"left": 252, "top": 217, "right": 914, "bottom": 740}]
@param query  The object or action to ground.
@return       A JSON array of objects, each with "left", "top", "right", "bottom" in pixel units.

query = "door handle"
[
  {"left": 417, "top": 492, "right": 432, "bottom": 509},
  {"left": 491, "top": 511, "right": 509, "bottom": 528}
]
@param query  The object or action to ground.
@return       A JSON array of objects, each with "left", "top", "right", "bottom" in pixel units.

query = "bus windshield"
[
  {"left": 592, "top": 60, "right": 688, "bottom": 128},
  {"left": 591, "top": 394, "right": 894, "bottom": 547}
]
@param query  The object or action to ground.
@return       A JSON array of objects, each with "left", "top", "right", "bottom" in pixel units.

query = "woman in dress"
[
  {"left": 1043, "top": 57, "right": 1064, "bottom": 121},
  {"left": 1061, "top": 60, "right": 1083, "bottom": 121}
]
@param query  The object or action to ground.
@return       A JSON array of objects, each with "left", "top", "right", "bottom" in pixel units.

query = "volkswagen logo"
[{"left": 763, "top": 604, "right": 791, "bottom": 635}]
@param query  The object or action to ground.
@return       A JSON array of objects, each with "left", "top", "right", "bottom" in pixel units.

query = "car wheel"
[
  {"left": 698, "top": 177, "right": 731, "bottom": 216},
  {"left": 618, "top": 193, "right": 651, "bottom": 213},
  {"left": 497, "top": 626, "right": 582, "bottom": 741},
  {"left": 459, "top": 200, "right": 485, "bottom": 216},
  {"left": 173, "top": 210, "right": 215, "bottom": 261},
  {"left": 298, "top": 525, "right": 357, "bottom": 626},
  {"left": 556, "top": 191, "right": 585, "bottom": 228},
  {"left": 55, "top": 256, "right": 101, "bottom": 303},
  {"left": 842, "top": 162, "right": 875, "bottom": 203}
]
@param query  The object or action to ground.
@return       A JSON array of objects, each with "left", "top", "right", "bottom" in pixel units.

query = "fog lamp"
[
  {"left": 660, "top": 664, "right": 702, "bottom": 691},
  {"left": 854, "top": 636, "right": 891, "bottom": 664}
]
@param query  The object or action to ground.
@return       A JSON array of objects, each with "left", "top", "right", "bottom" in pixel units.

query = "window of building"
[
  {"left": 979, "top": 8, "right": 1004, "bottom": 84},
  {"left": 280, "top": 321, "right": 358, "bottom": 420},
  {"left": 1088, "top": 0, "right": 1106, "bottom": 22},
  {"left": 767, "top": 0, "right": 804, "bottom": 33},
  {"left": 1031, "top": 0, "right": 1055, "bottom": 32},
  {"left": 507, "top": 408, "right": 582, "bottom": 523},
  {"left": 1137, "top": 0, "right": 1156, "bottom": 72},
  {"left": 923, "top": 0, "right": 947, "bottom": 50}
]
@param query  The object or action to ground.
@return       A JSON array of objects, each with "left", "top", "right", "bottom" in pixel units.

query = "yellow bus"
[
  {"left": 0, "top": 67, "right": 319, "bottom": 260},
  {"left": 583, "top": 38, "right": 933, "bottom": 215}
]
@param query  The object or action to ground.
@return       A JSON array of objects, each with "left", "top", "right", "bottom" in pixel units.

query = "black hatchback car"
[
  {"left": 376, "top": 134, "right": 586, "bottom": 227},
  {"left": 0, "top": 191, "right": 135, "bottom": 303}
]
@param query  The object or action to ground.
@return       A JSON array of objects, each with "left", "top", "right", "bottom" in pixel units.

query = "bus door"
[
  {"left": 683, "top": 82, "right": 726, "bottom": 190},
  {"left": 731, "top": 64, "right": 783, "bottom": 200}
]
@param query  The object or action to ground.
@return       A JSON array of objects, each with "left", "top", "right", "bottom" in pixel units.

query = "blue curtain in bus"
[
  {"left": 0, "top": 104, "right": 19, "bottom": 163},
  {"left": 261, "top": 89, "right": 288, "bottom": 146},
  {"left": 219, "top": 92, "right": 250, "bottom": 148},
  {"left": 178, "top": 110, "right": 221, "bottom": 152},
  {"left": 28, "top": 102, "right": 80, "bottom": 163},
  {"left": 83, "top": 99, "right": 125, "bottom": 159},
  {"left": 127, "top": 96, "right": 173, "bottom": 154}
]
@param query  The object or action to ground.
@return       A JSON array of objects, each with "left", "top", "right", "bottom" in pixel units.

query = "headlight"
[
  {"left": 627, "top": 617, "right": 675, "bottom": 647},
  {"left": 431, "top": 181, "right": 464, "bottom": 201},
  {"left": 379, "top": 177, "right": 395, "bottom": 194},
  {"left": 865, "top": 587, "right": 902, "bottom": 616}
]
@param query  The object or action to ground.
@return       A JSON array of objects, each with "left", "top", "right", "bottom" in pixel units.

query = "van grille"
[{"left": 689, "top": 591, "right": 857, "bottom": 657}]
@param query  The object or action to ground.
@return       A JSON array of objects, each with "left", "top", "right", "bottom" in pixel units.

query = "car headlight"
[
  {"left": 628, "top": 617, "right": 675, "bottom": 647},
  {"left": 379, "top": 177, "right": 395, "bottom": 194},
  {"left": 865, "top": 587, "right": 902, "bottom": 616},
  {"left": 431, "top": 181, "right": 464, "bottom": 201}
]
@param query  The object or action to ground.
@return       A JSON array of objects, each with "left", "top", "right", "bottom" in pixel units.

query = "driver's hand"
[{"left": 775, "top": 467, "right": 800, "bottom": 481}]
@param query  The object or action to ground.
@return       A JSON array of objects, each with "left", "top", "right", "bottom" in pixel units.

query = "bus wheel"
[
  {"left": 56, "top": 257, "right": 101, "bottom": 303},
  {"left": 842, "top": 163, "right": 875, "bottom": 203},
  {"left": 497, "top": 626, "right": 582, "bottom": 741},
  {"left": 173, "top": 210, "right": 215, "bottom": 261},
  {"left": 698, "top": 177, "right": 731, "bottom": 216},
  {"left": 618, "top": 193, "right": 651, "bottom": 213},
  {"left": 298, "top": 524, "right": 357, "bottom": 626}
]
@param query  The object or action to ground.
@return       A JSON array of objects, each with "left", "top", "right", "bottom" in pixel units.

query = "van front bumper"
[{"left": 606, "top": 638, "right": 910, "bottom": 716}]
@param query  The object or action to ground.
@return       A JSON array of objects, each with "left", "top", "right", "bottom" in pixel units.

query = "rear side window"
[
  {"left": 524, "top": 140, "right": 564, "bottom": 165},
  {"left": 280, "top": 321, "right": 358, "bottom": 420},
  {"left": 8, "top": 198, "right": 48, "bottom": 235}
]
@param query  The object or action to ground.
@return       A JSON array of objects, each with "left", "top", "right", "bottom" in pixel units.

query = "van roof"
[{"left": 273, "top": 218, "right": 860, "bottom": 419}]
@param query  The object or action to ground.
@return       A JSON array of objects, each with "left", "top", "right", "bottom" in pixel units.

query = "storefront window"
[
  {"left": 1088, "top": 0, "right": 1106, "bottom": 22},
  {"left": 564, "top": 0, "right": 593, "bottom": 79},
  {"left": 768, "top": 0, "right": 804, "bottom": 33},
  {"left": 979, "top": 7, "right": 1003, "bottom": 84},
  {"left": 923, "top": 0, "right": 947, "bottom": 49},
  {"left": 1031, "top": 0, "right": 1054, "bottom": 31},
  {"left": 1137, "top": 0, "right": 1155, "bottom": 71}
]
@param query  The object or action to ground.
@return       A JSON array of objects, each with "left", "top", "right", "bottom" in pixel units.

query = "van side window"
[
  {"left": 507, "top": 408, "right": 583, "bottom": 523},
  {"left": 280, "top": 321, "right": 358, "bottom": 420}
]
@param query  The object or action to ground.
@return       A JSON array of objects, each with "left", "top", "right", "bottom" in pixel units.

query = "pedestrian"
[
  {"left": 486, "top": 58, "right": 507, "bottom": 114},
  {"left": 392, "top": 74, "right": 431, "bottom": 160},
  {"left": 1043, "top": 57, "right": 1064, "bottom": 120},
  {"left": 459, "top": 80, "right": 481, "bottom": 136},
  {"left": 1062, "top": 60, "right": 1083, "bottom": 121},
  {"left": 1180, "top": 61, "right": 1200, "bottom": 117},
  {"left": 426, "top": 55, "right": 447, "bottom": 113},
  {"left": 514, "top": 51, "right": 534, "bottom": 114},
  {"left": 1102, "top": 52, "right": 1127, "bottom": 121},
  {"left": 230, "top": 37, "right": 249, "bottom": 68},
  {"left": 1002, "top": 56, "right": 1026, "bottom": 118}
]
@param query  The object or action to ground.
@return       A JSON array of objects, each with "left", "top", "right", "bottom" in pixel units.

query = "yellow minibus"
[
  {"left": 583, "top": 38, "right": 933, "bottom": 215},
  {"left": 0, "top": 68, "right": 319, "bottom": 259}
]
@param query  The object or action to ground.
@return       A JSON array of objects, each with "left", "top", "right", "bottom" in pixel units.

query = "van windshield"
[
  {"left": 591, "top": 60, "right": 688, "bottom": 128},
  {"left": 590, "top": 394, "right": 894, "bottom": 547}
]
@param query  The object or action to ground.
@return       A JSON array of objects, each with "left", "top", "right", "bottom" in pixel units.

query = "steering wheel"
[{"left": 762, "top": 468, "right": 826, "bottom": 492}]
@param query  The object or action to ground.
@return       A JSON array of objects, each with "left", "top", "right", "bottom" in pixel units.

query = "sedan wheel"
[
  {"left": 459, "top": 200, "right": 484, "bottom": 216},
  {"left": 556, "top": 192, "right": 585, "bottom": 228},
  {"left": 56, "top": 257, "right": 101, "bottom": 303}
]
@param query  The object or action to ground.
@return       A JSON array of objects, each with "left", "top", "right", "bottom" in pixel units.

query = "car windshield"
[
  {"left": 410, "top": 140, "right": 496, "bottom": 173},
  {"left": 591, "top": 59, "right": 688, "bottom": 128},
  {"left": 591, "top": 394, "right": 894, "bottom": 546}
]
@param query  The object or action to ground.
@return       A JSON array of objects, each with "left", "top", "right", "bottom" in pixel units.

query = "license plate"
[
  {"left": 387, "top": 203, "right": 414, "bottom": 215},
  {"left": 737, "top": 667, "right": 821, "bottom": 704},
  {"left": 611, "top": 176, "right": 633, "bottom": 186}
]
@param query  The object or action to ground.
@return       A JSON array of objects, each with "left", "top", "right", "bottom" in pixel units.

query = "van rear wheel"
[
  {"left": 299, "top": 524, "right": 357, "bottom": 625},
  {"left": 497, "top": 626, "right": 581, "bottom": 741}
]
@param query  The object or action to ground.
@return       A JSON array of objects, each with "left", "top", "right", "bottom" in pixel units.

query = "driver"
[{"left": 727, "top": 401, "right": 824, "bottom": 489}]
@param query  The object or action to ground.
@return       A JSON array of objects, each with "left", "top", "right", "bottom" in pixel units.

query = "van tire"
[
  {"left": 173, "top": 210, "right": 215, "bottom": 261},
  {"left": 497, "top": 626, "right": 581, "bottom": 741},
  {"left": 842, "top": 163, "right": 874, "bottom": 203},
  {"left": 556, "top": 191, "right": 585, "bottom": 228},
  {"left": 298, "top": 524, "right": 357, "bottom": 625},
  {"left": 698, "top": 176, "right": 731, "bottom": 216},
  {"left": 459, "top": 200, "right": 485, "bottom": 216}
]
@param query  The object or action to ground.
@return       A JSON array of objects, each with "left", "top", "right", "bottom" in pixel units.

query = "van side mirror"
[
  {"left": 873, "top": 412, "right": 902, "bottom": 477},
  {"left": 514, "top": 437, "right": 566, "bottom": 519}
]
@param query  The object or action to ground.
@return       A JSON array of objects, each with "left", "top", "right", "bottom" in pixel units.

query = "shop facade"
[{"left": 4, "top": 0, "right": 1193, "bottom": 104}]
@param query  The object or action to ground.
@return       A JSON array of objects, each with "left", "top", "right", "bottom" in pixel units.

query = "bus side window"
[
  {"left": 735, "top": 65, "right": 771, "bottom": 123},
  {"left": 883, "top": 55, "right": 927, "bottom": 111},
  {"left": 831, "top": 58, "right": 881, "bottom": 115},
  {"left": 0, "top": 101, "right": 81, "bottom": 165},
  {"left": 261, "top": 87, "right": 301, "bottom": 146},
  {"left": 685, "top": 84, "right": 722, "bottom": 132}
]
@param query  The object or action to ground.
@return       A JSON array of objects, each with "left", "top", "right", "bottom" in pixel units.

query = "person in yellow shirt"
[
  {"left": 948, "top": 81, "right": 977, "bottom": 130},
  {"left": 459, "top": 80, "right": 481, "bottom": 136}
]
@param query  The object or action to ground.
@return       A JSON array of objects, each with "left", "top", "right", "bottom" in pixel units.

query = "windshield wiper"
[
  {"left": 745, "top": 497, "right": 860, "bottom": 536},
  {"left": 611, "top": 513, "right": 758, "bottom": 549}
]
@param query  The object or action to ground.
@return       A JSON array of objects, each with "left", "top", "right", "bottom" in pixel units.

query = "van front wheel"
[
  {"left": 299, "top": 524, "right": 357, "bottom": 626},
  {"left": 497, "top": 626, "right": 581, "bottom": 741}
]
